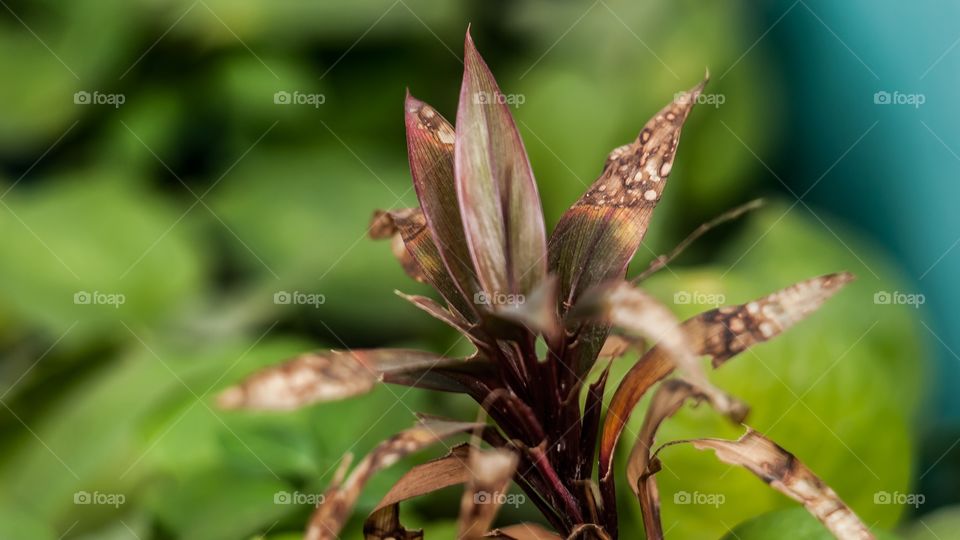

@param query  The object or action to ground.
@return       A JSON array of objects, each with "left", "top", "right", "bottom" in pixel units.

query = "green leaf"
[
  {"left": 903, "top": 505, "right": 960, "bottom": 539},
  {"left": 0, "top": 174, "right": 204, "bottom": 349}
]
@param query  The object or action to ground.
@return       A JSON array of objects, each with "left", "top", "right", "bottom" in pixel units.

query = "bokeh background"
[{"left": 1, "top": 0, "right": 957, "bottom": 538}]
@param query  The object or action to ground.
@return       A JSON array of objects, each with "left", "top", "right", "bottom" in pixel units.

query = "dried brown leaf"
[
  {"left": 598, "top": 273, "right": 853, "bottom": 489},
  {"left": 217, "top": 349, "right": 481, "bottom": 411},
  {"left": 306, "top": 417, "right": 483, "bottom": 540},
  {"left": 655, "top": 429, "right": 875, "bottom": 540},
  {"left": 458, "top": 447, "right": 520, "bottom": 539},
  {"left": 374, "top": 444, "right": 474, "bottom": 513},
  {"left": 596, "top": 273, "right": 852, "bottom": 533},
  {"left": 625, "top": 379, "right": 710, "bottom": 540},
  {"left": 363, "top": 504, "right": 423, "bottom": 540}
]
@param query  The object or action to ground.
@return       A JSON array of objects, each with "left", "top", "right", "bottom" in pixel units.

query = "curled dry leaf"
[
  {"left": 217, "top": 349, "right": 485, "bottom": 411},
  {"left": 597, "top": 273, "right": 853, "bottom": 532},
  {"left": 306, "top": 417, "right": 483, "bottom": 540},
  {"left": 363, "top": 504, "right": 423, "bottom": 540},
  {"left": 365, "top": 444, "right": 474, "bottom": 539},
  {"left": 625, "top": 379, "right": 711, "bottom": 540},
  {"left": 374, "top": 444, "right": 474, "bottom": 512},
  {"left": 596, "top": 335, "right": 633, "bottom": 360},
  {"left": 655, "top": 429, "right": 875, "bottom": 540},
  {"left": 458, "top": 447, "right": 520, "bottom": 539},
  {"left": 597, "top": 282, "right": 742, "bottom": 416}
]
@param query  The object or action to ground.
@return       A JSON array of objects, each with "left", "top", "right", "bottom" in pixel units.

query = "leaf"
[
  {"left": 484, "top": 274, "right": 562, "bottom": 344},
  {"left": 598, "top": 273, "right": 852, "bottom": 491},
  {"left": 585, "top": 281, "right": 745, "bottom": 536},
  {"left": 655, "top": 429, "right": 874, "bottom": 540},
  {"left": 395, "top": 290, "right": 478, "bottom": 340},
  {"left": 624, "top": 379, "right": 713, "bottom": 540},
  {"left": 596, "top": 335, "right": 633, "bottom": 359},
  {"left": 363, "top": 504, "right": 423, "bottom": 540},
  {"left": 455, "top": 29, "right": 548, "bottom": 298},
  {"left": 405, "top": 92, "right": 482, "bottom": 311},
  {"left": 546, "top": 78, "right": 705, "bottom": 379},
  {"left": 373, "top": 444, "right": 474, "bottom": 513},
  {"left": 549, "top": 78, "right": 706, "bottom": 312},
  {"left": 370, "top": 208, "right": 476, "bottom": 318},
  {"left": 457, "top": 447, "right": 520, "bottom": 539},
  {"left": 217, "top": 349, "right": 487, "bottom": 410},
  {"left": 306, "top": 417, "right": 483, "bottom": 540}
]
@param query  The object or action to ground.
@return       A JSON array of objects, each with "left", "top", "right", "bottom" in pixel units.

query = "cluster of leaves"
[
  {"left": 0, "top": 2, "right": 933, "bottom": 538},
  {"left": 221, "top": 31, "right": 878, "bottom": 539}
]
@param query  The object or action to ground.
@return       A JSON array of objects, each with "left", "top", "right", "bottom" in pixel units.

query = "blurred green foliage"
[{"left": 0, "top": 0, "right": 929, "bottom": 538}]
